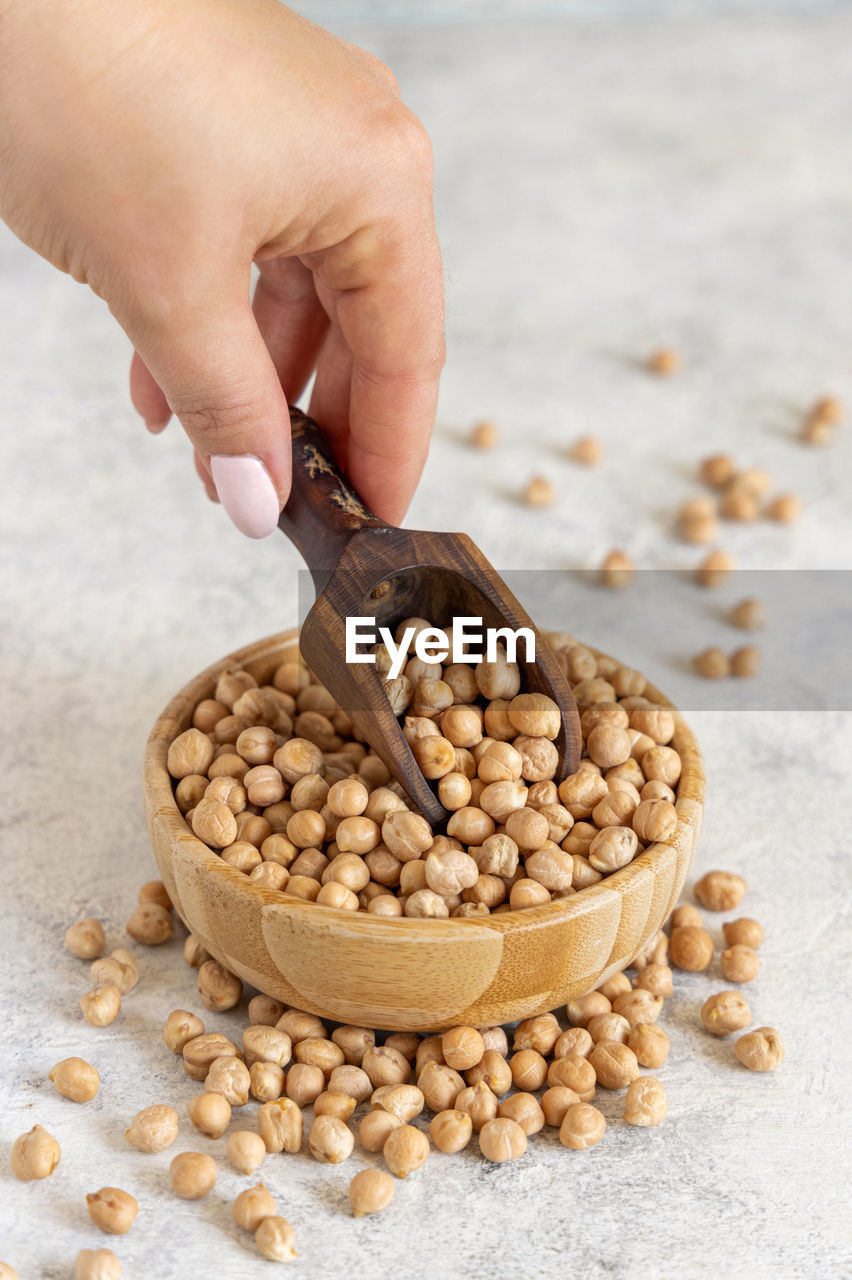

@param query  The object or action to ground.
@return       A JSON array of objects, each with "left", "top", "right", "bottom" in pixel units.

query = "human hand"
[{"left": 0, "top": 0, "right": 444, "bottom": 534}]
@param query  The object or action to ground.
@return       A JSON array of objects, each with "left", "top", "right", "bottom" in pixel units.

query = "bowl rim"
[{"left": 144, "top": 628, "right": 705, "bottom": 939}]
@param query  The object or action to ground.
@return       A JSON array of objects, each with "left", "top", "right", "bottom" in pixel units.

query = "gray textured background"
[{"left": 1, "top": 5, "right": 851, "bottom": 1278}]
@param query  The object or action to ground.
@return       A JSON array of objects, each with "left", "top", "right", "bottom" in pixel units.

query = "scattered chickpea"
[
  {"left": 723, "top": 917, "right": 764, "bottom": 949},
  {"left": 189, "top": 1091, "right": 231, "bottom": 1139},
  {"left": 125, "top": 901, "right": 173, "bottom": 946},
  {"left": 206, "top": 1056, "right": 251, "bottom": 1107},
  {"left": 570, "top": 435, "right": 602, "bottom": 465},
  {"left": 600, "top": 550, "right": 634, "bottom": 588},
  {"left": 125, "top": 1105, "right": 178, "bottom": 1153},
  {"left": 360, "top": 1109, "right": 404, "bottom": 1152},
  {"left": 184, "top": 934, "right": 211, "bottom": 968},
  {"left": 627, "top": 1023, "right": 670, "bottom": 1069},
  {"left": 470, "top": 419, "right": 498, "bottom": 449},
  {"left": 91, "top": 948, "right": 138, "bottom": 994},
  {"left": 670, "top": 903, "right": 702, "bottom": 930},
  {"left": 478, "top": 1116, "right": 527, "bottom": 1163},
  {"left": 720, "top": 944, "right": 760, "bottom": 983},
  {"left": 699, "top": 454, "right": 736, "bottom": 489},
  {"left": 731, "top": 646, "right": 761, "bottom": 678},
  {"left": 497, "top": 1092, "right": 545, "bottom": 1135},
  {"left": 74, "top": 1250, "right": 122, "bottom": 1280},
  {"left": 720, "top": 485, "right": 759, "bottom": 522},
  {"left": 383, "top": 1123, "right": 430, "bottom": 1178},
  {"left": 766, "top": 492, "right": 800, "bottom": 523},
  {"left": 65, "top": 917, "right": 106, "bottom": 960},
  {"left": 696, "top": 549, "right": 735, "bottom": 588},
  {"left": 308, "top": 1114, "right": 355, "bottom": 1164},
  {"left": 49, "top": 1057, "right": 100, "bottom": 1103},
  {"left": 258, "top": 1098, "right": 303, "bottom": 1154},
  {"left": 669, "top": 925, "right": 714, "bottom": 971},
  {"left": 86, "top": 1187, "right": 139, "bottom": 1234},
  {"left": 559, "top": 1103, "right": 606, "bottom": 1150},
  {"left": 197, "top": 960, "right": 243, "bottom": 1011},
  {"left": 442, "top": 1026, "right": 485, "bottom": 1072},
  {"left": 523, "top": 475, "right": 555, "bottom": 508},
  {"left": 234, "top": 1182, "right": 276, "bottom": 1231},
  {"left": 624, "top": 1076, "right": 667, "bottom": 1126},
  {"left": 349, "top": 1168, "right": 395, "bottom": 1218},
  {"left": 80, "top": 983, "right": 121, "bottom": 1027},
  {"left": 734, "top": 1027, "right": 784, "bottom": 1072},
  {"left": 255, "top": 1217, "right": 297, "bottom": 1262},
  {"left": 648, "top": 347, "right": 679, "bottom": 375},
  {"left": 695, "top": 869, "right": 747, "bottom": 911},
  {"left": 227, "top": 1130, "right": 267, "bottom": 1174},
  {"left": 729, "top": 598, "right": 765, "bottom": 631},
  {"left": 701, "top": 990, "right": 753, "bottom": 1036},
  {"left": 169, "top": 1151, "right": 217, "bottom": 1199},
  {"left": 182, "top": 1031, "right": 241, "bottom": 1081},
  {"left": 428, "top": 1108, "right": 473, "bottom": 1153},
  {"left": 693, "top": 647, "right": 730, "bottom": 679},
  {"left": 588, "top": 1041, "right": 640, "bottom": 1090},
  {"left": 10, "top": 1125, "right": 61, "bottom": 1180},
  {"left": 547, "top": 1056, "right": 596, "bottom": 1101},
  {"left": 163, "top": 1009, "right": 205, "bottom": 1055}
]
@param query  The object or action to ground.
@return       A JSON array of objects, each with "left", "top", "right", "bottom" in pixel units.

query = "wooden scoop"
[{"left": 278, "top": 408, "right": 582, "bottom": 826}]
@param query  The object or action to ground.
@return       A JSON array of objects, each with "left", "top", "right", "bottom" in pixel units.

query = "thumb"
[{"left": 129, "top": 296, "right": 292, "bottom": 539}]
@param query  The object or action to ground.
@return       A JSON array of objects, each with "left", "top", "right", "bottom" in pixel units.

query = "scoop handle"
[{"left": 278, "top": 409, "right": 389, "bottom": 586}]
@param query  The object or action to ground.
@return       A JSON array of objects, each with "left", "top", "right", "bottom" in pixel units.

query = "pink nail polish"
[{"left": 210, "top": 454, "right": 280, "bottom": 539}]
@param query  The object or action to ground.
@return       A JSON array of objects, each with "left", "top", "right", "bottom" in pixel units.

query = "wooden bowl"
[{"left": 144, "top": 630, "right": 704, "bottom": 1032}]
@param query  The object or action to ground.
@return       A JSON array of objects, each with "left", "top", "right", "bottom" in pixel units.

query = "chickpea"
[
  {"left": 454, "top": 1082, "right": 499, "bottom": 1131},
  {"left": 169, "top": 1151, "right": 217, "bottom": 1200},
  {"left": 695, "top": 869, "right": 747, "bottom": 911},
  {"left": 509, "top": 1049, "right": 549, "bottom": 1092},
  {"left": 429, "top": 1108, "right": 474, "bottom": 1154},
  {"left": 498, "top": 1092, "right": 545, "bottom": 1135},
  {"left": 633, "top": 963, "right": 674, "bottom": 998},
  {"left": 330, "top": 1026, "right": 375, "bottom": 1068},
  {"left": 547, "top": 1056, "right": 596, "bottom": 1101},
  {"left": 234, "top": 1182, "right": 276, "bottom": 1231},
  {"left": 74, "top": 1249, "right": 122, "bottom": 1280},
  {"left": 559, "top": 1102, "right": 606, "bottom": 1150},
  {"left": 86, "top": 1187, "right": 139, "bottom": 1234},
  {"left": 227, "top": 1130, "right": 267, "bottom": 1175},
  {"left": 628, "top": 1023, "right": 670, "bottom": 1069},
  {"left": 588, "top": 1041, "right": 640, "bottom": 1090},
  {"left": 612, "top": 989, "right": 664, "bottom": 1027},
  {"left": 466, "top": 1050, "right": 512, "bottom": 1097},
  {"left": 243, "top": 1025, "right": 292, "bottom": 1069},
  {"left": 383, "top": 1123, "right": 430, "bottom": 1178},
  {"left": 624, "top": 1076, "right": 667, "bottom": 1126},
  {"left": 701, "top": 990, "right": 752, "bottom": 1036},
  {"left": 540, "top": 1086, "right": 582, "bottom": 1127},
  {"left": 441, "top": 1026, "right": 484, "bottom": 1072},
  {"left": 553, "top": 1027, "right": 594, "bottom": 1060},
  {"left": 250, "top": 1062, "right": 285, "bottom": 1102},
  {"left": 276, "top": 1009, "right": 327, "bottom": 1042},
  {"left": 91, "top": 949, "right": 138, "bottom": 995},
  {"left": 183, "top": 1032, "right": 240, "bottom": 1081},
  {"left": 720, "top": 944, "right": 760, "bottom": 983},
  {"left": 723, "top": 917, "right": 764, "bottom": 949},
  {"left": 735, "top": 1027, "right": 784, "bottom": 1072},
  {"left": 509, "top": 878, "right": 551, "bottom": 910},
  {"left": 286, "top": 1063, "right": 325, "bottom": 1107},
  {"left": 184, "top": 934, "right": 211, "bottom": 968},
  {"left": 258, "top": 1098, "right": 303, "bottom": 1154},
  {"left": 358, "top": 1111, "right": 403, "bottom": 1157},
  {"left": 255, "top": 1217, "right": 297, "bottom": 1262},
  {"left": 314, "top": 1091, "right": 356, "bottom": 1122},
  {"left": 475, "top": 651, "right": 521, "bottom": 701},
  {"left": 600, "top": 550, "right": 634, "bottom": 588},
  {"left": 205, "top": 1056, "right": 251, "bottom": 1107},
  {"left": 163, "top": 1009, "right": 205, "bottom": 1055},
  {"left": 693, "top": 647, "right": 730, "bottom": 679},
  {"left": 189, "top": 1091, "right": 231, "bottom": 1139},
  {"left": 417, "top": 1062, "right": 465, "bottom": 1112},
  {"left": 349, "top": 1168, "right": 395, "bottom": 1219},
  {"left": 168, "top": 727, "right": 215, "bottom": 779},
  {"left": 126, "top": 901, "right": 173, "bottom": 946},
  {"left": 125, "top": 1105, "right": 178, "bottom": 1153},
  {"left": 363, "top": 1045, "right": 411, "bottom": 1088},
  {"left": 479, "top": 1116, "right": 527, "bottom": 1163},
  {"left": 669, "top": 925, "right": 714, "bottom": 971},
  {"left": 670, "top": 903, "right": 702, "bottom": 930},
  {"left": 49, "top": 1057, "right": 100, "bottom": 1103},
  {"left": 10, "top": 1125, "right": 61, "bottom": 1180},
  {"left": 65, "top": 917, "right": 106, "bottom": 960},
  {"left": 308, "top": 1114, "right": 354, "bottom": 1164},
  {"left": 586, "top": 1012, "right": 630, "bottom": 1045},
  {"left": 80, "top": 983, "right": 121, "bottom": 1027},
  {"left": 294, "top": 1038, "right": 345, "bottom": 1076},
  {"left": 730, "top": 598, "right": 765, "bottom": 631},
  {"left": 197, "top": 960, "right": 242, "bottom": 1012},
  {"left": 371, "top": 1083, "right": 424, "bottom": 1123}
]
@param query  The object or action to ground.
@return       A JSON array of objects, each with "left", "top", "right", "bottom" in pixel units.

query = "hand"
[{"left": 0, "top": 0, "right": 445, "bottom": 534}]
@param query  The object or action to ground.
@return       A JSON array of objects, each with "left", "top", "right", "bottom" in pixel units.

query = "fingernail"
[{"left": 210, "top": 454, "right": 280, "bottom": 539}]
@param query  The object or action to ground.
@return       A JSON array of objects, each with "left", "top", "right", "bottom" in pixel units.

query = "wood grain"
[{"left": 144, "top": 629, "right": 704, "bottom": 1032}]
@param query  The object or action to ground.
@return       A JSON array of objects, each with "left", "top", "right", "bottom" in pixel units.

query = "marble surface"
[{"left": 2, "top": 7, "right": 851, "bottom": 1279}]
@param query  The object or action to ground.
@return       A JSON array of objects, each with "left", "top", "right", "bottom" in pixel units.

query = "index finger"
[{"left": 307, "top": 148, "right": 445, "bottom": 525}]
